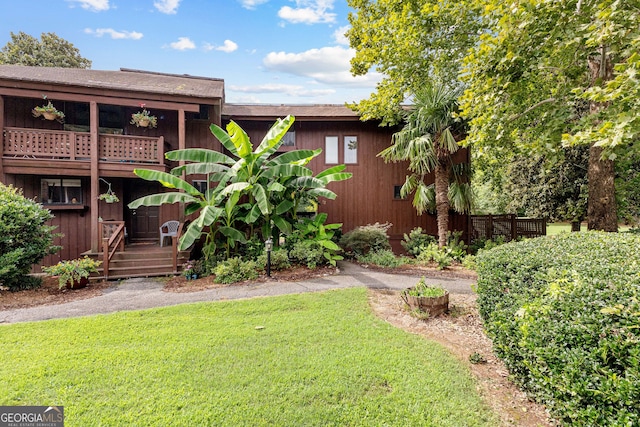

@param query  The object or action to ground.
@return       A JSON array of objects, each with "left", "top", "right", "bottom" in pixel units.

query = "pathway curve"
[{"left": 0, "top": 262, "right": 475, "bottom": 324}]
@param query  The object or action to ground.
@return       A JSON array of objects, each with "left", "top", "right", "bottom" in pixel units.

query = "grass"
[
  {"left": 0, "top": 288, "right": 497, "bottom": 426},
  {"left": 547, "top": 222, "right": 632, "bottom": 235}
]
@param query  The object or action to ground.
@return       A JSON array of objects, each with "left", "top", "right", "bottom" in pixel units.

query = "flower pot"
[
  {"left": 43, "top": 112, "right": 58, "bottom": 120},
  {"left": 138, "top": 118, "right": 150, "bottom": 127},
  {"left": 66, "top": 276, "right": 89, "bottom": 290},
  {"left": 401, "top": 288, "right": 449, "bottom": 317}
]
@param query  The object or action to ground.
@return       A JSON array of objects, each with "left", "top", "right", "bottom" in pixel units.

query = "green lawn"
[
  {"left": 0, "top": 288, "right": 497, "bottom": 426},
  {"left": 547, "top": 222, "right": 632, "bottom": 235}
]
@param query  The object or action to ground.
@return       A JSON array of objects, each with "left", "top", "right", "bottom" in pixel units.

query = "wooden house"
[{"left": 0, "top": 64, "right": 469, "bottom": 278}]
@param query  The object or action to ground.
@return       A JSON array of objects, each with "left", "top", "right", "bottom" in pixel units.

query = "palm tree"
[{"left": 379, "top": 82, "right": 472, "bottom": 248}]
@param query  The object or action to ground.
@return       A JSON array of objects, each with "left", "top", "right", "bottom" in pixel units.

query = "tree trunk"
[
  {"left": 585, "top": 48, "right": 617, "bottom": 231},
  {"left": 435, "top": 162, "right": 450, "bottom": 248},
  {"left": 587, "top": 144, "right": 617, "bottom": 231}
]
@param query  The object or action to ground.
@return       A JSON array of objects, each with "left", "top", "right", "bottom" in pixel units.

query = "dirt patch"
[
  {"left": 368, "top": 289, "right": 556, "bottom": 427},
  {"left": 163, "top": 265, "right": 338, "bottom": 292},
  {"left": 0, "top": 276, "right": 112, "bottom": 311}
]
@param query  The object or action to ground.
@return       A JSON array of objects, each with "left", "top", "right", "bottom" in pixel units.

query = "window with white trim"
[
  {"left": 344, "top": 136, "right": 358, "bottom": 164},
  {"left": 325, "top": 136, "right": 339, "bottom": 164}
]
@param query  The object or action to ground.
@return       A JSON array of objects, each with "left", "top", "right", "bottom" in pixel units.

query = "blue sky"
[{"left": 0, "top": 0, "right": 381, "bottom": 105}]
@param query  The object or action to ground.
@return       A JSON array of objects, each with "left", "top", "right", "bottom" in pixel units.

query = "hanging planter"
[
  {"left": 32, "top": 96, "right": 65, "bottom": 123},
  {"left": 98, "top": 178, "right": 119, "bottom": 203},
  {"left": 130, "top": 103, "right": 157, "bottom": 128}
]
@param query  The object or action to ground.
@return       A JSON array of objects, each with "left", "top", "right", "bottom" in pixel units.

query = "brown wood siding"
[
  {"left": 3, "top": 174, "right": 93, "bottom": 270},
  {"left": 228, "top": 119, "right": 470, "bottom": 248}
]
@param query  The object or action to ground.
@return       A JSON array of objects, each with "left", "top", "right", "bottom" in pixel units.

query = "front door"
[{"left": 125, "top": 181, "right": 160, "bottom": 241}]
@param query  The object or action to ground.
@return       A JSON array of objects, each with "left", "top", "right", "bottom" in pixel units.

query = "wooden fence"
[{"left": 470, "top": 214, "right": 546, "bottom": 242}]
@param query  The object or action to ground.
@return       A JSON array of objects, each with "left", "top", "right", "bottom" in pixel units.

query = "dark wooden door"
[{"left": 125, "top": 181, "right": 160, "bottom": 241}]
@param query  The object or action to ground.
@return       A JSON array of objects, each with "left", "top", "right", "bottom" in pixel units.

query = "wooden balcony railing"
[{"left": 2, "top": 127, "right": 164, "bottom": 164}]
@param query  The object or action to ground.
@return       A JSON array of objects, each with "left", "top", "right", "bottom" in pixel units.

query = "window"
[
  {"left": 394, "top": 185, "right": 403, "bottom": 199},
  {"left": 41, "top": 178, "right": 83, "bottom": 204},
  {"left": 325, "top": 136, "right": 339, "bottom": 164},
  {"left": 193, "top": 180, "right": 208, "bottom": 194},
  {"left": 281, "top": 131, "right": 296, "bottom": 147},
  {"left": 344, "top": 136, "right": 358, "bottom": 164}
]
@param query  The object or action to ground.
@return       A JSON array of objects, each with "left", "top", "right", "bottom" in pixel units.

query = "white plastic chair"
[{"left": 159, "top": 220, "right": 180, "bottom": 247}]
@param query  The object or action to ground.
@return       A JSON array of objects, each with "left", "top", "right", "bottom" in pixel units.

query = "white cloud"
[
  {"left": 168, "top": 37, "right": 196, "bottom": 50},
  {"left": 263, "top": 46, "right": 381, "bottom": 87},
  {"left": 229, "top": 83, "right": 334, "bottom": 97},
  {"left": 67, "top": 0, "right": 110, "bottom": 12},
  {"left": 278, "top": 0, "right": 336, "bottom": 24},
  {"left": 154, "top": 0, "right": 181, "bottom": 14},
  {"left": 217, "top": 40, "right": 239, "bottom": 53},
  {"left": 239, "top": 0, "right": 269, "bottom": 10},
  {"left": 333, "top": 25, "right": 350, "bottom": 46},
  {"left": 84, "top": 28, "right": 143, "bottom": 40}
]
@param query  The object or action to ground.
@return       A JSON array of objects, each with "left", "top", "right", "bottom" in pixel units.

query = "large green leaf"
[
  {"left": 220, "top": 182, "right": 251, "bottom": 197},
  {"left": 218, "top": 226, "right": 247, "bottom": 243},
  {"left": 226, "top": 121, "right": 253, "bottom": 158},
  {"left": 128, "top": 192, "right": 198, "bottom": 209},
  {"left": 319, "top": 240, "right": 341, "bottom": 251},
  {"left": 179, "top": 222, "right": 204, "bottom": 251},
  {"left": 317, "top": 172, "right": 353, "bottom": 184},
  {"left": 252, "top": 184, "right": 270, "bottom": 215},
  {"left": 209, "top": 124, "right": 237, "bottom": 156},
  {"left": 133, "top": 169, "right": 201, "bottom": 196},
  {"left": 289, "top": 176, "right": 325, "bottom": 189},
  {"left": 165, "top": 148, "right": 235, "bottom": 165},
  {"left": 255, "top": 115, "right": 294, "bottom": 156},
  {"left": 271, "top": 149, "right": 320, "bottom": 165},
  {"left": 307, "top": 188, "right": 338, "bottom": 200},
  {"left": 262, "top": 164, "right": 313, "bottom": 179},
  {"left": 275, "top": 199, "right": 294, "bottom": 215},
  {"left": 272, "top": 215, "right": 292, "bottom": 235},
  {"left": 170, "top": 163, "right": 231, "bottom": 177}
]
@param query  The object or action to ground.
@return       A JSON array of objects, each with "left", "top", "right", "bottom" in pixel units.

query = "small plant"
[
  {"left": 182, "top": 259, "right": 206, "bottom": 280},
  {"left": 289, "top": 241, "right": 328, "bottom": 269},
  {"left": 401, "top": 227, "right": 436, "bottom": 257},
  {"left": 32, "top": 96, "right": 65, "bottom": 123},
  {"left": 130, "top": 104, "right": 158, "bottom": 128},
  {"left": 405, "top": 277, "right": 447, "bottom": 298},
  {"left": 339, "top": 222, "right": 392, "bottom": 256},
  {"left": 42, "top": 256, "right": 102, "bottom": 289},
  {"left": 213, "top": 257, "right": 258, "bottom": 284},
  {"left": 256, "top": 249, "right": 291, "bottom": 272},
  {"left": 469, "top": 352, "right": 487, "bottom": 364},
  {"left": 356, "top": 249, "right": 406, "bottom": 268},
  {"left": 98, "top": 191, "right": 119, "bottom": 203}
]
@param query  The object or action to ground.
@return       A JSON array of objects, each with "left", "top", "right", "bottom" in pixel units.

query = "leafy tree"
[
  {"left": 347, "top": 0, "right": 639, "bottom": 231},
  {"left": 0, "top": 31, "right": 91, "bottom": 68},
  {"left": 379, "top": 82, "right": 472, "bottom": 247},
  {"left": 0, "top": 183, "right": 61, "bottom": 290},
  {"left": 128, "top": 116, "right": 352, "bottom": 262}
]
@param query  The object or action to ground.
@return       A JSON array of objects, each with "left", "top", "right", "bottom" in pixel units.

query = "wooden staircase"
[{"left": 89, "top": 246, "right": 190, "bottom": 280}]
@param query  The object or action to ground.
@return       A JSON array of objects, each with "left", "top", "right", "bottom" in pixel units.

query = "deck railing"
[
  {"left": 2, "top": 127, "right": 164, "bottom": 164},
  {"left": 470, "top": 214, "right": 546, "bottom": 243},
  {"left": 101, "top": 220, "right": 126, "bottom": 280}
]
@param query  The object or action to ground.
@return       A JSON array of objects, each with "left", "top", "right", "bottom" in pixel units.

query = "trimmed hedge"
[{"left": 476, "top": 232, "right": 640, "bottom": 426}]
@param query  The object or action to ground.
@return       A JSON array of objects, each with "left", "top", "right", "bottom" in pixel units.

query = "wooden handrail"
[
  {"left": 171, "top": 222, "right": 185, "bottom": 273},
  {"left": 101, "top": 221, "right": 125, "bottom": 279}
]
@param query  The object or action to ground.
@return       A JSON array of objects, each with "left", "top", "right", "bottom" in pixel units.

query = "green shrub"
[
  {"left": 289, "top": 241, "right": 327, "bottom": 269},
  {"left": 476, "top": 232, "right": 640, "bottom": 426},
  {"left": 213, "top": 257, "right": 258, "bottom": 284},
  {"left": 401, "top": 227, "right": 436, "bottom": 257},
  {"left": 356, "top": 249, "right": 406, "bottom": 268},
  {"left": 256, "top": 249, "right": 291, "bottom": 271},
  {"left": 339, "top": 222, "right": 392, "bottom": 256},
  {"left": 444, "top": 231, "right": 468, "bottom": 262},
  {"left": 0, "top": 183, "right": 61, "bottom": 290}
]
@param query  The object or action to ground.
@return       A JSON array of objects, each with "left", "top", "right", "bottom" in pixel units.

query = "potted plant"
[
  {"left": 130, "top": 103, "right": 157, "bottom": 128},
  {"left": 32, "top": 97, "right": 65, "bottom": 122},
  {"left": 98, "top": 178, "right": 119, "bottom": 203},
  {"left": 400, "top": 277, "right": 449, "bottom": 317},
  {"left": 42, "top": 256, "right": 102, "bottom": 289}
]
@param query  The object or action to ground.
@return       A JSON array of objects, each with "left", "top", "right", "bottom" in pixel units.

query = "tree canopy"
[
  {"left": 0, "top": 31, "right": 91, "bottom": 68},
  {"left": 347, "top": 0, "right": 639, "bottom": 230}
]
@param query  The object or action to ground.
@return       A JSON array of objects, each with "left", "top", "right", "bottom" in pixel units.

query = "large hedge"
[
  {"left": 0, "top": 183, "right": 60, "bottom": 290},
  {"left": 476, "top": 232, "right": 640, "bottom": 426}
]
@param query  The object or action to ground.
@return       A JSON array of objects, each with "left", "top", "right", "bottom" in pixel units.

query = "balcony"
[{"left": 2, "top": 127, "right": 165, "bottom": 164}]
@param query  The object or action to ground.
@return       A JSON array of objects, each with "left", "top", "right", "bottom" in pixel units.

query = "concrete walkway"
[{"left": 0, "top": 261, "right": 475, "bottom": 324}]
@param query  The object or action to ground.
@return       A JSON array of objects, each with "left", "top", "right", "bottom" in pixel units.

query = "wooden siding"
[{"left": 227, "top": 119, "right": 470, "bottom": 248}]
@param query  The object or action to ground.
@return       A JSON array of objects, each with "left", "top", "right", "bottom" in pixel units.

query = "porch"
[
  {"left": 84, "top": 221, "right": 190, "bottom": 280},
  {"left": 2, "top": 127, "right": 166, "bottom": 167}
]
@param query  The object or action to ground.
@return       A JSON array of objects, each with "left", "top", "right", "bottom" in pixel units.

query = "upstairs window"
[
  {"left": 344, "top": 136, "right": 358, "bottom": 164},
  {"left": 41, "top": 178, "right": 83, "bottom": 204},
  {"left": 281, "top": 131, "right": 296, "bottom": 147},
  {"left": 325, "top": 136, "right": 339, "bottom": 164}
]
